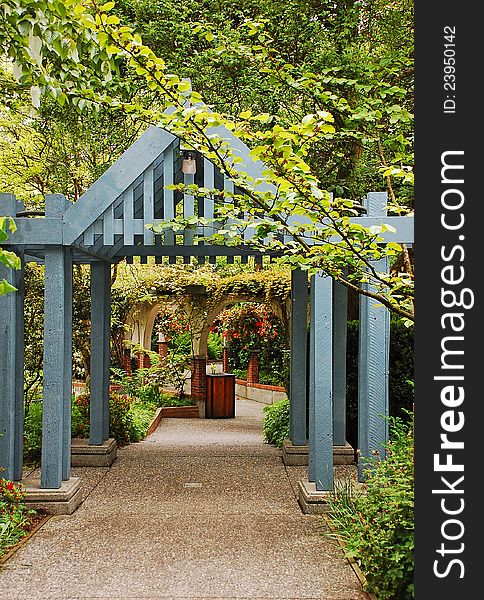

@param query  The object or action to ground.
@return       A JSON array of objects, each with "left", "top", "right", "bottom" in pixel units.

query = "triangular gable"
[
  {"left": 61, "top": 118, "right": 276, "bottom": 255},
  {"left": 63, "top": 126, "right": 176, "bottom": 245}
]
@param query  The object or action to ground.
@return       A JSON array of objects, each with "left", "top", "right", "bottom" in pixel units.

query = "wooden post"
[
  {"left": 41, "top": 195, "right": 72, "bottom": 488},
  {"left": 90, "top": 262, "right": 110, "bottom": 445},
  {"left": 309, "top": 274, "right": 334, "bottom": 491},
  {"left": 333, "top": 279, "right": 348, "bottom": 446},
  {"left": 102, "top": 263, "right": 111, "bottom": 442},
  {"left": 42, "top": 246, "right": 67, "bottom": 488},
  {"left": 62, "top": 248, "right": 73, "bottom": 480},
  {"left": 290, "top": 268, "right": 308, "bottom": 446},
  {"left": 358, "top": 192, "right": 391, "bottom": 480},
  {"left": 0, "top": 193, "right": 24, "bottom": 482}
]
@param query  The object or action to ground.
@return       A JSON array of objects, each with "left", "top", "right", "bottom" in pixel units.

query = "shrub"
[
  {"left": 326, "top": 415, "right": 414, "bottom": 599},
  {"left": 128, "top": 400, "right": 157, "bottom": 442},
  {"left": 262, "top": 397, "right": 290, "bottom": 448},
  {"left": 24, "top": 398, "right": 88, "bottom": 463},
  {"left": 107, "top": 393, "right": 136, "bottom": 445},
  {"left": 156, "top": 393, "right": 196, "bottom": 408},
  {"left": 23, "top": 401, "right": 43, "bottom": 464},
  {"left": 0, "top": 475, "right": 33, "bottom": 555},
  {"left": 71, "top": 396, "right": 89, "bottom": 438},
  {"left": 74, "top": 392, "right": 142, "bottom": 446},
  {"left": 214, "top": 302, "right": 288, "bottom": 379}
]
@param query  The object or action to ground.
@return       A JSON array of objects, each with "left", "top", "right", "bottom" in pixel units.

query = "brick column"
[
  {"left": 222, "top": 347, "right": 230, "bottom": 373},
  {"left": 137, "top": 352, "right": 145, "bottom": 370},
  {"left": 191, "top": 356, "right": 207, "bottom": 403},
  {"left": 247, "top": 350, "right": 260, "bottom": 385},
  {"left": 158, "top": 341, "right": 168, "bottom": 360},
  {"left": 123, "top": 350, "right": 132, "bottom": 376}
]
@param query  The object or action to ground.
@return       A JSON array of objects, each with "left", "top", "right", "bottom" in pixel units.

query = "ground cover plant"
[{"left": 326, "top": 414, "right": 414, "bottom": 599}]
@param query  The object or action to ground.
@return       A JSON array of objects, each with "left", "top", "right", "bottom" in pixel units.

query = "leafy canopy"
[{"left": 0, "top": 0, "right": 414, "bottom": 319}]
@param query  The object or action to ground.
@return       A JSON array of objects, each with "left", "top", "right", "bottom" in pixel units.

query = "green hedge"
[{"left": 346, "top": 319, "right": 414, "bottom": 448}]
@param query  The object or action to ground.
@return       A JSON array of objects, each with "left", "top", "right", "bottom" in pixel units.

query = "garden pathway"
[{"left": 0, "top": 400, "right": 368, "bottom": 600}]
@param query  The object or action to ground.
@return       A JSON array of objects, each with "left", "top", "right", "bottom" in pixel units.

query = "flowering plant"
[
  {"left": 213, "top": 303, "right": 281, "bottom": 347},
  {"left": 1, "top": 472, "right": 33, "bottom": 555},
  {"left": 154, "top": 304, "right": 190, "bottom": 339}
]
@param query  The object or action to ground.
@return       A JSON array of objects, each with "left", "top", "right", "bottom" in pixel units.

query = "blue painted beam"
[
  {"left": 358, "top": 192, "right": 391, "bottom": 481},
  {"left": 103, "top": 264, "right": 111, "bottom": 441},
  {"left": 41, "top": 196, "right": 72, "bottom": 488},
  {"left": 0, "top": 194, "right": 24, "bottom": 481},
  {"left": 41, "top": 245, "right": 67, "bottom": 489},
  {"left": 63, "top": 126, "right": 175, "bottom": 245},
  {"left": 289, "top": 268, "right": 308, "bottom": 446},
  {"left": 308, "top": 276, "right": 316, "bottom": 483},
  {"left": 333, "top": 279, "right": 348, "bottom": 446},
  {"left": 62, "top": 249, "right": 73, "bottom": 480},
  {"left": 358, "top": 261, "right": 390, "bottom": 480},
  {"left": 311, "top": 274, "right": 334, "bottom": 491},
  {"left": 90, "top": 263, "right": 108, "bottom": 445},
  {"left": 13, "top": 251, "right": 25, "bottom": 481}
]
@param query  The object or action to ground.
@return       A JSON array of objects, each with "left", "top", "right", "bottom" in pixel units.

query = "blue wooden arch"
[{"left": 0, "top": 124, "right": 414, "bottom": 500}]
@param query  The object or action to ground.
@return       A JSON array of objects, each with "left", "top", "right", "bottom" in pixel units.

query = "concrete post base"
[
  {"left": 71, "top": 437, "right": 117, "bottom": 467},
  {"left": 23, "top": 477, "right": 83, "bottom": 515},
  {"left": 282, "top": 440, "right": 355, "bottom": 466},
  {"left": 198, "top": 400, "right": 206, "bottom": 419},
  {"left": 298, "top": 479, "right": 332, "bottom": 514}
]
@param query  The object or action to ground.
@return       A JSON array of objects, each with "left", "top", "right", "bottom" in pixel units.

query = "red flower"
[{"left": 7, "top": 481, "right": 14, "bottom": 491}]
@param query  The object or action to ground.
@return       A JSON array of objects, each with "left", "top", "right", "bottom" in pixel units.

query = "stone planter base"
[
  {"left": 23, "top": 477, "right": 83, "bottom": 515},
  {"left": 282, "top": 440, "right": 355, "bottom": 466},
  {"left": 298, "top": 479, "right": 332, "bottom": 514},
  {"left": 71, "top": 438, "right": 117, "bottom": 467}
]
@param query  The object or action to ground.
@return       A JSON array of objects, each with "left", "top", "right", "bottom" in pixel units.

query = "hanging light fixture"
[{"left": 182, "top": 150, "right": 197, "bottom": 175}]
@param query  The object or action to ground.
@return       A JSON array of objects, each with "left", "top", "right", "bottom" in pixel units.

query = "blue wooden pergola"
[{"left": 0, "top": 124, "right": 414, "bottom": 500}]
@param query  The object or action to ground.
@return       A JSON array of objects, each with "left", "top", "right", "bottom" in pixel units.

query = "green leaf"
[
  {"left": 99, "top": 2, "right": 115, "bottom": 12},
  {"left": 0, "top": 279, "right": 17, "bottom": 295}
]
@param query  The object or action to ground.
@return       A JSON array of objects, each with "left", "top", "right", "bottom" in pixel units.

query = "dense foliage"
[
  {"left": 1, "top": 0, "right": 414, "bottom": 320},
  {"left": 23, "top": 392, "right": 158, "bottom": 462},
  {"left": 326, "top": 415, "right": 414, "bottom": 599},
  {"left": 214, "top": 302, "right": 288, "bottom": 386},
  {"left": 346, "top": 318, "right": 414, "bottom": 448},
  {"left": 0, "top": 216, "right": 20, "bottom": 295}
]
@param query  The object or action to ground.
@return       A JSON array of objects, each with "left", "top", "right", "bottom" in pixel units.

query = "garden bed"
[
  {"left": 160, "top": 405, "right": 199, "bottom": 418},
  {"left": 0, "top": 513, "right": 50, "bottom": 564}
]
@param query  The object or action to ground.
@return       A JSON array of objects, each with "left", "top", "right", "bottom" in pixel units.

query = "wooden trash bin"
[{"left": 206, "top": 373, "right": 236, "bottom": 418}]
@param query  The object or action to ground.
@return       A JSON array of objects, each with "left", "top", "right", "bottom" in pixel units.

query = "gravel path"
[{"left": 0, "top": 400, "right": 367, "bottom": 600}]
